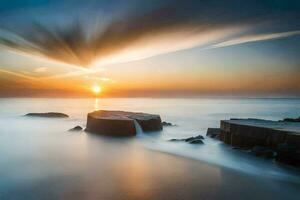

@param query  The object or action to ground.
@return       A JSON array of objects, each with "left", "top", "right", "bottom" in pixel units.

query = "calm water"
[{"left": 0, "top": 98, "right": 300, "bottom": 199}]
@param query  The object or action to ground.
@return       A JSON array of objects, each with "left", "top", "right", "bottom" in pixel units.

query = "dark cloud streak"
[{"left": 0, "top": 0, "right": 299, "bottom": 67}]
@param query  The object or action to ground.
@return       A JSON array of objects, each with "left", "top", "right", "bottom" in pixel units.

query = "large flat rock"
[
  {"left": 85, "top": 110, "right": 162, "bottom": 136},
  {"left": 220, "top": 118, "right": 300, "bottom": 147},
  {"left": 219, "top": 118, "right": 300, "bottom": 167},
  {"left": 25, "top": 112, "right": 69, "bottom": 118}
]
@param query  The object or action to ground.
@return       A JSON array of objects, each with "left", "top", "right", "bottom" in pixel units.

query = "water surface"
[{"left": 0, "top": 98, "right": 300, "bottom": 199}]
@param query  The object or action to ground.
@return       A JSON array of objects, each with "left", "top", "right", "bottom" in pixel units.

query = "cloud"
[
  {"left": 0, "top": 0, "right": 299, "bottom": 68},
  {"left": 34, "top": 67, "right": 47, "bottom": 73},
  {"left": 99, "top": 77, "right": 111, "bottom": 82},
  {"left": 212, "top": 30, "right": 300, "bottom": 48},
  {"left": 0, "top": 68, "right": 37, "bottom": 80}
]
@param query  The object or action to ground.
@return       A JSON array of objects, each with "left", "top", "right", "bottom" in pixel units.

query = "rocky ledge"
[
  {"left": 216, "top": 118, "right": 300, "bottom": 167},
  {"left": 25, "top": 112, "right": 69, "bottom": 118},
  {"left": 206, "top": 128, "right": 220, "bottom": 139},
  {"left": 85, "top": 110, "right": 162, "bottom": 136},
  {"left": 280, "top": 117, "right": 300, "bottom": 123}
]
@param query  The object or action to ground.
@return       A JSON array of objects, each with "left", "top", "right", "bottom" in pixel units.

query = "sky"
[{"left": 0, "top": 0, "right": 299, "bottom": 97}]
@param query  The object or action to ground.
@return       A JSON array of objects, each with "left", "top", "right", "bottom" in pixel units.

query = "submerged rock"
[
  {"left": 185, "top": 135, "right": 204, "bottom": 142},
  {"left": 232, "top": 147, "right": 250, "bottom": 151},
  {"left": 169, "top": 134, "right": 204, "bottom": 144},
  {"left": 25, "top": 112, "right": 69, "bottom": 118},
  {"left": 85, "top": 110, "right": 162, "bottom": 136},
  {"left": 276, "top": 144, "right": 300, "bottom": 167},
  {"left": 169, "top": 138, "right": 185, "bottom": 142},
  {"left": 69, "top": 126, "right": 83, "bottom": 131},
  {"left": 250, "top": 146, "right": 275, "bottom": 158},
  {"left": 162, "top": 121, "right": 176, "bottom": 126},
  {"left": 188, "top": 139, "right": 204, "bottom": 144}
]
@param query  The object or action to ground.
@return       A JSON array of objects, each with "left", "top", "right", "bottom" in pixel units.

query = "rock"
[
  {"left": 168, "top": 139, "right": 185, "bottom": 142},
  {"left": 206, "top": 128, "right": 220, "bottom": 138},
  {"left": 169, "top": 135, "right": 204, "bottom": 144},
  {"left": 69, "top": 126, "right": 83, "bottom": 131},
  {"left": 250, "top": 146, "right": 275, "bottom": 158},
  {"left": 162, "top": 121, "right": 176, "bottom": 126},
  {"left": 280, "top": 117, "right": 300, "bottom": 122},
  {"left": 218, "top": 118, "right": 300, "bottom": 167},
  {"left": 285, "top": 133, "right": 300, "bottom": 148},
  {"left": 85, "top": 110, "right": 162, "bottom": 136},
  {"left": 188, "top": 139, "right": 204, "bottom": 144},
  {"left": 219, "top": 119, "right": 299, "bottom": 148},
  {"left": 25, "top": 112, "right": 69, "bottom": 118},
  {"left": 276, "top": 143, "right": 300, "bottom": 167},
  {"left": 232, "top": 147, "right": 250, "bottom": 151},
  {"left": 214, "top": 134, "right": 220, "bottom": 140},
  {"left": 185, "top": 135, "right": 204, "bottom": 142}
]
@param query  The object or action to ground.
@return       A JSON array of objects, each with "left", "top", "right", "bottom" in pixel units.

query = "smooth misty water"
[{"left": 0, "top": 98, "right": 300, "bottom": 199}]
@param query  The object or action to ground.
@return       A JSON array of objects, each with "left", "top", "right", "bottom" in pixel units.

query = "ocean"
[{"left": 0, "top": 97, "right": 300, "bottom": 199}]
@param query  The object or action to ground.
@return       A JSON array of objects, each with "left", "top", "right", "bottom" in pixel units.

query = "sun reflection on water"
[{"left": 94, "top": 98, "right": 100, "bottom": 111}]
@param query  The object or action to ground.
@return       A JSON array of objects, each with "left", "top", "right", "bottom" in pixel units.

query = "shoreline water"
[
  {"left": 144, "top": 140, "right": 300, "bottom": 184},
  {"left": 0, "top": 97, "right": 300, "bottom": 199},
  {"left": 1, "top": 136, "right": 300, "bottom": 200}
]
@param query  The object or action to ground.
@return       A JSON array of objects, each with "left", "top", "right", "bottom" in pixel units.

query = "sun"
[{"left": 92, "top": 85, "right": 102, "bottom": 95}]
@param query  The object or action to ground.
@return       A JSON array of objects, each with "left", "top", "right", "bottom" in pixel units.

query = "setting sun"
[{"left": 92, "top": 85, "right": 102, "bottom": 95}]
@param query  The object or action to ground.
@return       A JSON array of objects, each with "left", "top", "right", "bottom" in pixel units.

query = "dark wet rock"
[
  {"left": 219, "top": 118, "right": 300, "bottom": 167},
  {"left": 169, "top": 135, "right": 204, "bottom": 144},
  {"left": 232, "top": 147, "right": 250, "bottom": 151},
  {"left": 276, "top": 143, "right": 300, "bottom": 167},
  {"left": 162, "top": 121, "right": 176, "bottom": 126},
  {"left": 280, "top": 117, "right": 300, "bottom": 122},
  {"left": 85, "top": 110, "right": 162, "bottom": 136},
  {"left": 168, "top": 139, "right": 185, "bottom": 142},
  {"left": 188, "top": 139, "right": 204, "bottom": 144},
  {"left": 285, "top": 134, "right": 300, "bottom": 148},
  {"left": 206, "top": 128, "right": 220, "bottom": 138},
  {"left": 69, "top": 126, "right": 83, "bottom": 131},
  {"left": 185, "top": 135, "right": 204, "bottom": 142},
  {"left": 250, "top": 146, "right": 275, "bottom": 158},
  {"left": 25, "top": 112, "right": 69, "bottom": 118},
  {"left": 220, "top": 119, "right": 300, "bottom": 148}
]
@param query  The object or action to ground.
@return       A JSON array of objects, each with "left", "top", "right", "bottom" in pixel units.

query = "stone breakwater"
[
  {"left": 219, "top": 119, "right": 300, "bottom": 149},
  {"left": 85, "top": 110, "right": 162, "bottom": 136},
  {"left": 208, "top": 118, "right": 300, "bottom": 167}
]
